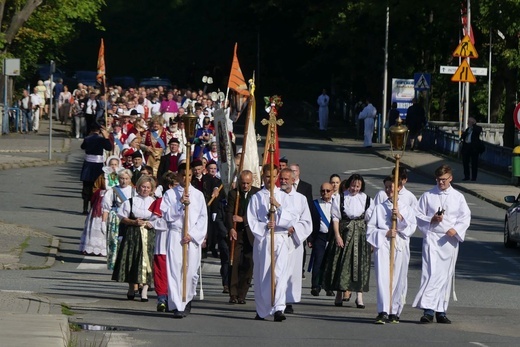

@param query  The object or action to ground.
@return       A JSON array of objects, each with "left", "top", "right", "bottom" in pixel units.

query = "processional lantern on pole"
[
  {"left": 180, "top": 104, "right": 198, "bottom": 302},
  {"left": 261, "top": 95, "right": 283, "bottom": 307},
  {"left": 387, "top": 117, "right": 408, "bottom": 313}
]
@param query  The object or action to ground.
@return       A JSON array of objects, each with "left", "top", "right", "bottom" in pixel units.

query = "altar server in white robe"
[
  {"left": 412, "top": 164, "right": 471, "bottom": 324},
  {"left": 247, "top": 166, "right": 312, "bottom": 321},
  {"left": 367, "top": 176, "right": 415, "bottom": 324},
  {"left": 280, "top": 168, "right": 312, "bottom": 314},
  {"left": 160, "top": 163, "right": 208, "bottom": 318}
]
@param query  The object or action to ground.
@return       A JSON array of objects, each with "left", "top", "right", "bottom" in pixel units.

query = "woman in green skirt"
[
  {"left": 112, "top": 175, "right": 161, "bottom": 302},
  {"left": 321, "top": 174, "right": 374, "bottom": 308}
]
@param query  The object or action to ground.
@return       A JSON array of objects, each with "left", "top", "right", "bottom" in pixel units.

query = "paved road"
[{"left": 1, "top": 118, "right": 520, "bottom": 346}]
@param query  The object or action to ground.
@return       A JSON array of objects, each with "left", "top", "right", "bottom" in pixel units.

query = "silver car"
[{"left": 504, "top": 195, "right": 520, "bottom": 248}]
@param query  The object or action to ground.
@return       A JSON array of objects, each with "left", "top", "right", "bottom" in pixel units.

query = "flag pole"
[{"left": 261, "top": 97, "right": 283, "bottom": 306}]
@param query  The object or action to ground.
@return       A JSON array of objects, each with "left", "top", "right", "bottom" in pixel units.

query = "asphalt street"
[{"left": 0, "top": 117, "right": 519, "bottom": 346}]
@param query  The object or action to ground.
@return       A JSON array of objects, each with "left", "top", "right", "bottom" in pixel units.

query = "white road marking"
[
  {"left": 470, "top": 343, "right": 490, "bottom": 347},
  {"left": 77, "top": 256, "right": 108, "bottom": 270}
]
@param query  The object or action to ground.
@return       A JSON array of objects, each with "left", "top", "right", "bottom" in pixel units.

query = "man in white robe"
[
  {"left": 317, "top": 89, "right": 329, "bottom": 131},
  {"left": 280, "top": 168, "right": 312, "bottom": 314},
  {"left": 247, "top": 166, "right": 311, "bottom": 321},
  {"left": 358, "top": 97, "right": 377, "bottom": 147},
  {"left": 367, "top": 176, "right": 415, "bottom": 324},
  {"left": 412, "top": 164, "right": 471, "bottom": 324},
  {"left": 160, "top": 163, "right": 208, "bottom": 318}
]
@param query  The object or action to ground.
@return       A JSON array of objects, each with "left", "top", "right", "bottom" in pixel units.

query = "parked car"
[
  {"left": 109, "top": 76, "right": 137, "bottom": 89},
  {"left": 504, "top": 194, "right": 520, "bottom": 248},
  {"left": 139, "top": 77, "right": 172, "bottom": 89},
  {"left": 72, "top": 70, "right": 99, "bottom": 87}
]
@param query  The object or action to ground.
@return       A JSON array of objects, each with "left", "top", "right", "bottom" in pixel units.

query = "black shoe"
[
  {"left": 212, "top": 250, "right": 219, "bottom": 258},
  {"left": 388, "top": 314, "right": 399, "bottom": 323},
  {"left": 374, "top": 312, "right": 388, "bottom": 324},
  {"left": 141, "top": 297, "right": 149, "bottom": 302},
  {"left": 343, "top": 292, "right": 352, "bottom": 302},
  {"left": 185, "top": 301, "right": 192, "bottom": 314},
  {"left": 462, "top": 178, "right": 470, "bottom": 181},
  {"left": 420, "top": 314, "right": 434, "bottom": 323},
  {"left": 310, "top": 288, "right": 320, "bottom": 296},
  {"left": 325, "top": 290, "right": 335, "bottom": 297},
  {"left": 126, "top": 293, "right": 135, "bottom": 300},
  {"left": 237, "top": 298, "right": 246, "bottom": 304},
  {"left": 284, "top": 304, "right": 294, "bottom": 314},
  {"left": 302, "top": 271, "right": 306, "bottom": 279},
  {"left": 157, "top": 303, "right": 167, "bottom": 312},
  {"left": 172, "top": 309, "right": 185, "bottom": 319},
  {"left": 254, "top": 313, "right": 264, "bottom": 320},
  {"left": 436, "top": 315, "right": 451, "bottom": 324},
  {"left": 355, "top": 299, "right": 365, "bottom": 309},
  {"left": 274, "top": 311, "right": 286, "bottom": 322}
]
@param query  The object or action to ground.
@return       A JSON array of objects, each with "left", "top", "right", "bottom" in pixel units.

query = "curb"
[
  {"left": 44, "top": 237, "right": 60, "bottom": 268},
  {"left": 0, "top": 159, "right": 65, "bottom": 171}
]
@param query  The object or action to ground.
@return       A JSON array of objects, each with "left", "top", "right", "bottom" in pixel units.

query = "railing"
[{"left": 419, "top": 125, "right": 512, "bottom": 174}]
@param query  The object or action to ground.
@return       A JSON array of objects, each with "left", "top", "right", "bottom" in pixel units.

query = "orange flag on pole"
[
  {"left": 228, "top": 43, "right": 250, "bottom": 96},
  {"left": 96, "top": 38, "right": 106, "bottom": 83}
]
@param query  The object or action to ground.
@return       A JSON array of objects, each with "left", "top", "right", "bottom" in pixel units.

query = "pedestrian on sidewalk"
[
  {"left": 405, "top": 98, "right": 426, "bottom": 151},
  {"left": 20, "top": 89, "right": 32, "bottom": 133},
  {"left": 412, "top": 164, "right": 471, "bottom": 324},
  {"left": 461, "top": 117, "right": 484, "bottom": 181},
  {"left": 358, "top": 97, "right": 377, "bottom": 148},
  {"left": 317, "top": 88, "right": 329, "bottom": 131}
]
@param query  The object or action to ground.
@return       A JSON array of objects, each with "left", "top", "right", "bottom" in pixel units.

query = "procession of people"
[{"left": 74, "top": 82, "right": 471, "bottom": 325}]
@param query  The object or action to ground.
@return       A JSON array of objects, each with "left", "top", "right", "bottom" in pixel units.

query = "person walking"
[
  {"left": 412, "top": 164, "right": 471, "bottom": 324},
  {"left": 405, "top": 98, "right": 427, "bottom": 151},
  {"left": 461, "top": 117, "right": 484, "bottom": 181}
]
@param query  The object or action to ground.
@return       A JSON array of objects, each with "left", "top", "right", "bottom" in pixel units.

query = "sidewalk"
[
  {"left": 0, "top": 118, "right": 519, "bottom": 346},
  {"left": 0, "top": 118, "right": 70, "bottom": 347}
]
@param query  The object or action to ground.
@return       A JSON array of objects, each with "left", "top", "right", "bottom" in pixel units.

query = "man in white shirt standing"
[
  {"left": 317, "top": 89, "right": 330, "bottom": 131},
  {"left": 358, "top": 97, "right": 377, "bottom": 148},
  {"left": 30, "top": 87, "right": 42, "bottom": 133}
]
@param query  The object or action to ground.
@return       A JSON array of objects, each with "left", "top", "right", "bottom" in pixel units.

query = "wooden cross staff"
[{"left": 261, "top": 107, "right": 283, "bottom": 307}]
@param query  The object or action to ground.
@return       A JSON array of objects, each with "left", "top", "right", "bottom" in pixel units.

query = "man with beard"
[{"left": 247, "top": 166, "right": 311, "bottom": 321}]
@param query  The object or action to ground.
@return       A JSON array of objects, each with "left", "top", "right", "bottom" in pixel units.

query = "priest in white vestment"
[
  {"left": 160, "top": 163, "right": 208, "bottom": 318},
  {"left": 247, "top": 166, "right": 311, "bottom": 321}
]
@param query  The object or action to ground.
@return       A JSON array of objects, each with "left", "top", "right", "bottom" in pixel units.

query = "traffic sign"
[
  {"left": 514, "top": 103, "right": 520, "bottom": 130},
  {"left": 451, "top": 60, "right": 476, "bottom": 83},
  {"left": 453, "top": 35, "right": 479, "bottom": 59},
  {"left": 414, "top": 73, "right": 431, "bottom": 91},
  {"left": 440, "top": 65, "right": 487, "bottom": 76}
]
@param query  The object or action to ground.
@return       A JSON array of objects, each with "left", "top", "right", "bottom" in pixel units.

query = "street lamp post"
[
  {"left": 388, "top": 117, "right": 408, "bottom": 314},
  {"left": 202, "top": 75, "right": 213, "bottom": 94},
  {"left": 180, "top": 104, "right": 198, "bottom": 302}
]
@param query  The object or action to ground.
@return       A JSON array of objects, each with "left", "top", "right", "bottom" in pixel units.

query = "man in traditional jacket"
[
  {"left": 160, "top": 163, "right": 208, "bottom": 318},
  {"left": 247, "top": 166, "right": 312, "bottom": 322},
  {"left": 412, "top": 164, "right": 471, "bottom": 324}
]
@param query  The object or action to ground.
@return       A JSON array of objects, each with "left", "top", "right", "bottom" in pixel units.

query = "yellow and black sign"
[
  {"left": 453, "top": 35, "right": 478, "bottom": 58},
  {"left": 451, "top": 60, "right": 477, "bottom": 83}
]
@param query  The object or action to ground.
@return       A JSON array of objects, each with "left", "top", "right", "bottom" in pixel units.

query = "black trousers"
[
  {"left": 310, "top": 232, "right": 328, "bottom": 290},
  {"left": 462, "top": 144, "right": 479, "bottom": 180}
]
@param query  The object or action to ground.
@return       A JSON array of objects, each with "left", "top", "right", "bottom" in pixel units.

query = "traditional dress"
[
  {"left": 412, "top": 185, "right": 471, "bottom": 313},
  {"left": 321, "top": 192, "right": 374, "bottom": 293},
  {"left": 102, "top": 185, "right": 134, "bottom": 270},
  {"left": 367, "top": 198, "right": 414, "bottom": 316},
  {"left": 111, "top": 195, "right": 160, "bottom": 285},
  {"left": 144, "top": 128, "right": 167, "bottom": 177},
  {"left": 247, "top": 188, "right": 312, "bottom": 319},
  {"left": 79, "top": 156, "right": 121, "bottom": 256},
  {"left": 160, "top": 184, "right": 208, "bottom": 312}
]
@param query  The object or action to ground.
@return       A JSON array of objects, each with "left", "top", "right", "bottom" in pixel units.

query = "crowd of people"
[{"left": 72, "top": 81, "right": 471, "bottom": 324}]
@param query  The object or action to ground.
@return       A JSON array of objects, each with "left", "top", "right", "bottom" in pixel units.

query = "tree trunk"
[
  {"left": 2, "top": 0, "right": 43, "bottom": 51},
  {"left": 490, "top": 72, "right": 504, "bottom": 124}
]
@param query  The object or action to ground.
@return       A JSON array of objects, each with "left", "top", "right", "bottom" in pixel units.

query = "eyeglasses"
[
  {"left": 320, "top": 189, "right": 332, "bottom": 193},
  {"left": 436, "top": 176, "right": 452, "bottom": 182}
]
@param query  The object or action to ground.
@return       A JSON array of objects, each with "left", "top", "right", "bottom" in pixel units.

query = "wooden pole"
[
  {"left": 182, "top": 143, "right": 192, "bottom": 302},
  {"left": 268, "top": 131, "right": 276, "bottom": 307},
  {"left": 389, "top": 155, "right": 400, "bottom": 314}
]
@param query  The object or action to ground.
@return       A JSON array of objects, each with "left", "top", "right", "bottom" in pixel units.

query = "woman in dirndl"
[
  {"left": 102, "top": 169, "right": 134, "bottom": 270},
  {"left": 321, "top": 174, "right": 374, "bottom": 309},
  {"left": 111, "top": 175, "right": 162, "bottom": 302},
  {"left": 79, "top": 155, "right": 121, "bottom": 256}
]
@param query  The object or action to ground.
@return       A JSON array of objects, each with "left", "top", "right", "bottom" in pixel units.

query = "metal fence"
[{"left": 419, "top": 125, "right": 512, "bottom": 174}]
